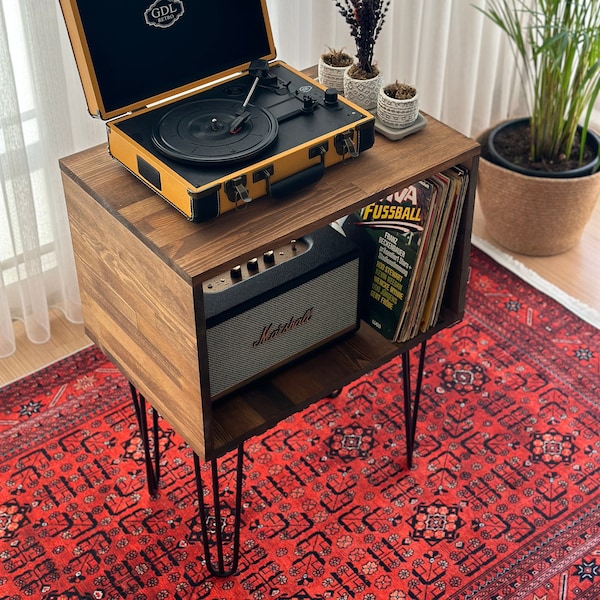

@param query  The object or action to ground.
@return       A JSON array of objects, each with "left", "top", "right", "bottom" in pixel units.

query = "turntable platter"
[{"left": 151, "top": 99, "right": 278, "bottom": 164}]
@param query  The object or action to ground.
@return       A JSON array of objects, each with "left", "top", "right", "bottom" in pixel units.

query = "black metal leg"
[
  {"left": 193, "top": 444, "right": 245, "bottom": 577},
  {"left": 401, "top": 340, "right": 427, "bottom": 468},
  {"left": 129, "top": 383, "right": 161, "bottom": 496}
]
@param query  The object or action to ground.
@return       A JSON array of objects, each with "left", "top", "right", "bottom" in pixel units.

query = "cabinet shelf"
[
  {"left": 60, "top": 112, "right": 479, "bottom": 462},
  {"left": 211, "top": 310, "right": 460, "bottom": 456}
]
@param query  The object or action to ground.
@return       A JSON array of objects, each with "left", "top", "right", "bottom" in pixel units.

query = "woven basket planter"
[{"left": 478, "top": 157, "right": 600, "bottom": 256}]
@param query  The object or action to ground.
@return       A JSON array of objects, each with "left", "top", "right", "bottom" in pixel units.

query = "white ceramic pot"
[
  {"left": 317, "top": 58, "right": 350, "bottom": 93},
  {"left": 376, "top": 87, "right": 419, "bottom": 129},
  {"left": 343, "top": 72, "right": 382, "bottom": 112}
]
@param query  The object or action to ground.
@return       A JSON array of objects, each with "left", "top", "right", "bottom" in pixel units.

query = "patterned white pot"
[
  {"left": 343, "top": 72, "right": 382, "bottom": 112},
  {"left": 376, "top": 87, "right": 419, "bottom": 129},
  {"left": 317, "top": 58, "right": 350, "bottom": 93}
]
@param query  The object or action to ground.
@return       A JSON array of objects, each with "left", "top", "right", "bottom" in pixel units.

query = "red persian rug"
[{"left": 1, "top": 247, "right": 599, "bottom": 600}]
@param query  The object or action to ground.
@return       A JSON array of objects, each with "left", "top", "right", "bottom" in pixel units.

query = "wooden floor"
[
  {"left": 2, "top": 197, "right": 599, "bottom": 387},
  {"left": 472, "top": 195, "right": 600, "bottom": 317},
  {"left": 1, "top": 312, "right": 91, "bottom": 387}
]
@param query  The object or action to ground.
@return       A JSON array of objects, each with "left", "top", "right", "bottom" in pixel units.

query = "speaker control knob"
[
  {"left": 263, "top": 250, "right": 275, "bottom": 265},
  {"left": 230, "top": 265, "right": 242, "bottom": 279},
  {"left": 247, "top": 257, "right": 259, "bottom": 272}
]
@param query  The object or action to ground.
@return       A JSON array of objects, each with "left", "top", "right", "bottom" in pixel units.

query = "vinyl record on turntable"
[{"left": 151, "top": 99, "right": 279, "bottom": 165}]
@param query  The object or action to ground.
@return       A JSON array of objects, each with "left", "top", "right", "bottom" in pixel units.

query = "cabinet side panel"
[{"left": 62, "top": 174, "right": 208, "bottom": 458}]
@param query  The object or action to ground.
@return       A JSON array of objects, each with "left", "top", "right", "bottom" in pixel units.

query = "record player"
[{"left": 59, "top": 0, "right": 376, "bottom": 222}]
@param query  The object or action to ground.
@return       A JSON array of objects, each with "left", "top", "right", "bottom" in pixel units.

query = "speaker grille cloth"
[{"left": 206, "top": 259, "right": 359, "bottom": 397}]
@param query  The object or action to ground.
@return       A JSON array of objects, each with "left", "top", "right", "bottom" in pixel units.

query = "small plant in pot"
[
  {"left": 475, "top": 0, "right": 600, "bottom": 256},
  {"left": 318, "top": 47, "right": 354, "bottom": 91},
  {"left": 377, "top": 81, "right": 419, "bottom": 130},
  {"left": 331, "top": 0, "right": 391, "bottom": 110}
]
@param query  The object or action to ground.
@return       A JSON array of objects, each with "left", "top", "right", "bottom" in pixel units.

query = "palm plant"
[
  {"left": 477, "top": 0, "right": 600, "bottom": 165},
  {"left": 332, "top": 0, "right": 391, "bottom": 77}
]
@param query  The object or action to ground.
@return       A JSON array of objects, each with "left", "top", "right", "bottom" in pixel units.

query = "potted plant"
[
  {"left": 318, "top": 47, "right": 354, "bottom": 91},
  {"left": 377, "top": 80, "right": 419, "bottom": 129},
  {"left": 331, "top": 0, "right": 391, "bottom": 110},
  {"left": 475, "top": 0, "right": 600, "bottom": 256}
]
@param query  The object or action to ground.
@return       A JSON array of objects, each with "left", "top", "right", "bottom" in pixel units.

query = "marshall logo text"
[
  {"left": 144, "top": 0, "right": 185, "bottom": 29},
  {"left": 252, "top": 308, "right": 314, "bottom": 347}
]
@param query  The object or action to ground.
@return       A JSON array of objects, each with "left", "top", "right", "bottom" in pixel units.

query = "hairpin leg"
[
  {"left": 193, "top": 444, "right": 244, "bottom": 577},
  {"left": 129, "top": 383, "right": 161, "bottom": 496},
  {"left": 402, "top": 340, "right": 427, "bottom": 468}
]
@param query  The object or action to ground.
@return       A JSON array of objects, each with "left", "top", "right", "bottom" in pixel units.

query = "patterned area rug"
[{"left": 1, "top": 247, "right": 598, "bottom": 600}]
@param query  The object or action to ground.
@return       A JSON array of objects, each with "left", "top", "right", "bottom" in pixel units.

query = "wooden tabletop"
[{"left": 59, "top": 116, "right": 479, "bottom": 286}]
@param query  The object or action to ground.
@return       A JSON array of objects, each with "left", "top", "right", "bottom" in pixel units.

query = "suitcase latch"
[
  {"left": 335, "top": 130, "right": 359, "bottom": 160},
  {"left": 225, "top": 176, "right": 252, "bottom": 208}
]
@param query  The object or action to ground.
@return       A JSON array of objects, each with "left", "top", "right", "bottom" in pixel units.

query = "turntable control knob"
[
  {"left": 263, "top": 250, "right": 275, "bottom": 265},
  {"left": 230, "top": 265, "right": 242, "bottom": 279},
  {"left": 247, "top": 258, "right": 259, "bottom": 272},
  {"left": 302, "top": 95, "right": 317, "bottom": 113},
  {"left": 324, "top": 88, "right": 339, "bottom": 106}
]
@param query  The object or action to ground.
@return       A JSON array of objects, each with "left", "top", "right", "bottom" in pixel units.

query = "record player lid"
[{"left": 59, "top": 0, "right": 277, "bottom": 120}]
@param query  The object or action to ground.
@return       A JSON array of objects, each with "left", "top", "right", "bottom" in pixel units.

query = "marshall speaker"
[{"left": 202, "top": 225, "right": 361, "bottom": 399}]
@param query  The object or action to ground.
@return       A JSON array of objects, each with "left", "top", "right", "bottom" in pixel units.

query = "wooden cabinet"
[{"left": 59, "top": 114, "right": 479, "bottom": 463}]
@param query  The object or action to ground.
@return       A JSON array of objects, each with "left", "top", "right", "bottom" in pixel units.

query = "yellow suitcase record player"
[{"left": 59, "top": 0, "right": 376, "bottom": 221}]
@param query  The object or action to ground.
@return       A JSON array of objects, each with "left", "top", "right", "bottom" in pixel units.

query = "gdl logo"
[{"left": 144, "top": 0, "right": 185, "bottom": 29}]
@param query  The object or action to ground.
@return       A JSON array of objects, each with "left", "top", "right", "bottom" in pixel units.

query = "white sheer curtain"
[
  {"left": 2, "top": 0, "right": 598, "bottom": 360},
  {"left": 266, "top": 0, "right": 524, "bottom": 137},
  {"left": 267, "top": 0, "right": 600, "bottom": 134},
  {"left": 0, "top": 0, "right": 104, "bottom": 358}
]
